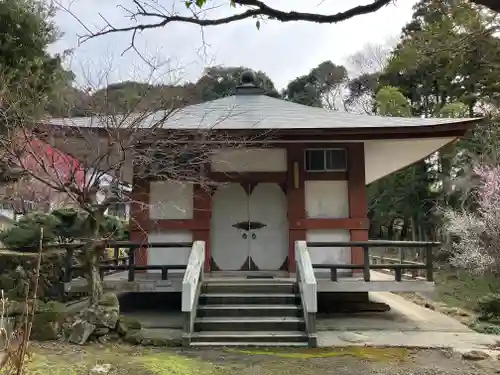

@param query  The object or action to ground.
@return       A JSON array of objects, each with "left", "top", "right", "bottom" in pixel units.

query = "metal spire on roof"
[{"left": 234, "top": 70, "right": 265, "bottom": 95}]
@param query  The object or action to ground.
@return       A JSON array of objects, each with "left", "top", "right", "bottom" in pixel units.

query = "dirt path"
[{"left": 21, "top": 343, "right": 499, "bottom": 375}]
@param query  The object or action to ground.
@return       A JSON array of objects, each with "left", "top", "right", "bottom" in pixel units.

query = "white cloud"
[{"left": 50, "top": 0, "right": 418, "bottom": 89}]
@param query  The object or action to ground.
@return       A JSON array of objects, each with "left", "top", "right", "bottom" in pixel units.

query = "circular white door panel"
[
  {"left": 248, "top": 183, "right": 288, "bottom": 270},
  {"left": 211, "top": 183, "right": 249, "bottom": 270}
]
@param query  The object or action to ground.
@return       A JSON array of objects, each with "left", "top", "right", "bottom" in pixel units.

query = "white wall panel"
[
  {"left": 305, "top": 181, "right": 349, "bottom": 218},
  {"left": 210, "top": 148, "right": 287, "bottom": 172},
  {"left": 149, "top": 180, "right": 193, "bottom": 219}
]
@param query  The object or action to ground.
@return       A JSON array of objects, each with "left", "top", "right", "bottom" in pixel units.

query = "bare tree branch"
[{"left": 57, "top": 0, "right": 394, "bottom": 43}]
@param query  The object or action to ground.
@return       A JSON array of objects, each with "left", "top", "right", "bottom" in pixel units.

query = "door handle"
[
  {"left": 242, "top": 233, "right": 247, "bottom": 239},
  {"left": 251, "top": 233, "right": 256, "bottom": 239}
]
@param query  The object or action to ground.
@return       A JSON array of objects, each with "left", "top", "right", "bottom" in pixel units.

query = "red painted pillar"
[
  {"left": 130, "top": 178, "right": 150, "bottom": 267},
  {"left": 287, "top": 145, "right": 306, "bottom": 273},
  {"left": 347, "top": 143, "right": 369, "bottom": 274},
  {"left": 192, "top": 184, "right": 212, "bottom": 272}
]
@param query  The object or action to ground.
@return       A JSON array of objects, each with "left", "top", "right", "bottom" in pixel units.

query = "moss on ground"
[
  {"left": 20, "top": 344, "right": 411, "bottom": 375},
  {"left": 24, "top": 344, "right": 227, "bottom": 375},
  {"left": 9, "top": 343, "right": 492, "bottom": 375},
  {"left": 227, "top": 347, "right": 410, "bottom": 362}
]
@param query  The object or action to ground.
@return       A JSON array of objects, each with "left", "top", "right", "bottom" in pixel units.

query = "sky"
[{"left": 51, "top": 0, "right": 418, "bottom": 90}]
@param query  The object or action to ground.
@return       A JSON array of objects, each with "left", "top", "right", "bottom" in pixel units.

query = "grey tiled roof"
[{"left": 46, "top": 94, "right": 481, "bottom": 130}]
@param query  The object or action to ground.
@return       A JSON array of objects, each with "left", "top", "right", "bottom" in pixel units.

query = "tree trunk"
[
  {"left": 410, "top": 217, "right": 418, "bottom": 242},
  {"left": 86, "top": 246, "right": 104, "bottom": 305}
]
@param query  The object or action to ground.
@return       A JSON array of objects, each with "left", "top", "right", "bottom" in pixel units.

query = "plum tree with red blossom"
[{"left": 443, "top": 164, "right": 500, "bottom": 274}]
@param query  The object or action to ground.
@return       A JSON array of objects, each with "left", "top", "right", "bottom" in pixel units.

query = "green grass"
[{"left": 434, "top": 269, "right": 500, "bottom": 311}]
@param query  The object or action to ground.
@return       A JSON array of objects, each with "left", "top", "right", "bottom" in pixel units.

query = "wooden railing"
[
  {"left": 369, "top": 255, "right": 428, "bottom": 279},
  {"left": 63, "top": 241, "right": 192, "bottom": 283},
  {"left": 181, "top": 241, "right": 205, "bottom": 345},
  {"left": 307, "top": 240, "right": 439, "bottom": 282},
  {"left": 294, "top": 241, "right": 317, "bottom": 347}
]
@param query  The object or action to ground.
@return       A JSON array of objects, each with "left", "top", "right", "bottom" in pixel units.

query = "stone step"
[
  {"left": 203, "top": 282, "right": 297, "bottom": 294},
  {"left": 197, "top": 304, "right": 302, "bottom": 318},
  {"left": 199, "top": 293, "right": 300, "bottom": 305},
  {"left": 194, "top": 316, "right": 305, "bottom": 332},
  {"left": 190, "top": 341, "right": 308, "bottom": 347},
  {"left": 189, "top": 330, "right": 308, "bottom": 343}
]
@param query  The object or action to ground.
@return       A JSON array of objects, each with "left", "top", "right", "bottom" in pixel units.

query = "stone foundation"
[{"left": 318, "top": 292, "right": 390, "bottom": 313}]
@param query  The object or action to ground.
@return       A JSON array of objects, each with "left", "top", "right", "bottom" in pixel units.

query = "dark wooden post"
[
  {"left": 426, "top": 244, "right": 434, "bottom": 282},
  {"left": 363, "top": 246, "right": 370, "bottom": 282},
  {"left": 128, "top": 246, "right": 136, "bottom": 282},
  {"left": 330, "top": 268, "right": 338, "bottom": 282},
  {"left": 395, "top": 267, "right": 402, "bottom": 282},
  {"left": 161, "top": 267, "right": 168, "bottom": 280},
  {"left": 113, "top": 245, "right": 120, "bottom": 267}
]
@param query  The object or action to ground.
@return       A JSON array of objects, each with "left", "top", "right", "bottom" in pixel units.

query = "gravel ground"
[
  {"left": 19, "top": 343, "right": 500, "bottom": 375},
  {"left": 182, "top": 347, "right": 498, "bottom": 375}
]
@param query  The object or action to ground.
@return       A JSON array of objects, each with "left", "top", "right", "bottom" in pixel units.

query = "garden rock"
[
  {"left": 124, "top": 328, "right": 183, "bottom": 347},
  {"left": 93, "top": 327, "right": 110, "bottom": 336},
  {"left": 4, "top": 300, "right": 66, "bottom": 341},
  {"left": 461, "top": 350, "right": 491, "bottom": 360},
  {"left": 30, "top": 313, "right": 64, "bottom": 341},
  {"left": 68, "top": 319, "right": 96, "bottom": 345},
  {"left": 79, "top": 293, "right": 120, "bottom": 329},
  {"left": 89, "top": 364, "right": 112, "bottom": 375},
  {"left": 116, "top": 316, "right": 142, "bottom": 336}
]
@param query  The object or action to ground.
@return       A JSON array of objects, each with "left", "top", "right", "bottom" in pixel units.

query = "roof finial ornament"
[
  {"left": 234, "top": 70, "right": 265, "bottom": 96},
  {"left": 240, "top": 70, "right": 257, "bottom": 85}
]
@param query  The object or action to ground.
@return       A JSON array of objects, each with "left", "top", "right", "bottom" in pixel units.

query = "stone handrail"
[
  {"left": 295, "top": 240, "right": 317, "bottom": 347},
  {"left": 182, "top": 240, "right": 205, "bottom": 313},
  {"left": 181, "top": 241, "right": 205, "bottom": 345}
]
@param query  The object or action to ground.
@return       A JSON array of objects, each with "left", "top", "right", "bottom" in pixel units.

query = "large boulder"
[
  {"left": 30, "top": 301, "right": 68, "bottom": 341},
  {"left": 123, "top": 328, "right": 182, "bottom": 347},
  {"left": 68, "top": 319, "right": 96, "bottom": 345},
  {"left": 68, "top": 293, "right": 121, "bottom": 345},
  {"left": 3, "top": 299, "right": 67, "bottom": 341},
  {"left": 79, "top": 293, "right": 120, "bottom": 329},
  {"left": 116, "top": 315, "right": 142, "bottom": 336}
]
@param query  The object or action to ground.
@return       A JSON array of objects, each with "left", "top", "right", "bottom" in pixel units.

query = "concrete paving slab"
[
  {"left": 317, "top": 310, "right": 420, "bottom": 331},
  {"left": 317, "top": 290, "right": 500, "bottom": 354},
  {"left": 317, "top": 329, "right": 500, "bottom": 351},
  {"left": 369, "top": 291, "right": 471, "bottom": 332}
]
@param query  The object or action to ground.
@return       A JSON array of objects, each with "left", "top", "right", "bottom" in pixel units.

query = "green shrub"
[
  {"left": 0, "top": 208, "right": 128, "bottom": 251},
  {"left": 470, "top": 321, "right": 500, "bottom": 335},
  {"left": 475, "top": 293, "right": 500, "bottom": 320},
  {"left": 0, "top": 212, "right": 59, "bottom": 250},
  {"left": 51, "top": 208, "right": 87, "bottom": 242}
]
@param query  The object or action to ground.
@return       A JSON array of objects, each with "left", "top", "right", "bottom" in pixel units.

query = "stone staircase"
[{"left": 187, "top": 279, "right": 311, "bottom": 347}]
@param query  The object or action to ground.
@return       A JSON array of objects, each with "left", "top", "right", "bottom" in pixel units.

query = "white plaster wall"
[
  {"left": 307, "top": 229, "right": 351, "bottom": 277},
  {"left": 364, "top": 137, "right": 456, "bottom": 184},
  {"left": 149, "top": 181, "right": 193, "bottom": 219},
  {"left": 210, "top": 148, "right": 287, "bottom": 172},
  {"left": 147, "top": 230, "right": 192, "bottom": 274},
  {"left": 305, "top": 181, "right": 349, "bottom": 218}
]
